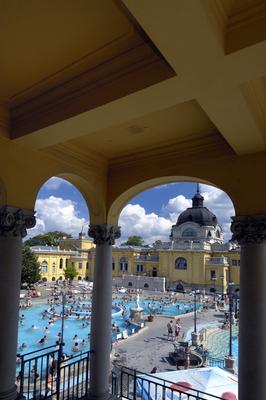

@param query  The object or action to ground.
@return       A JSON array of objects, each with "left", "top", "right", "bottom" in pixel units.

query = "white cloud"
[
  {"left": 118, "top": 204, "right": 172, "bottom": 244},
  {"left": 118, "top": 185, "right": 235, "bottom": 244},
  {"left": 42, "top": 177, "right": 71, "bottom": 191},
  {"left": 28, "top": 196, "right": 88, "bottom": 238}
]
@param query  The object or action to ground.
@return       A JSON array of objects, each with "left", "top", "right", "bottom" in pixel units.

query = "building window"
[
  {"left": 136, "top": 264, "right": 144, "bottom": 272},
  {"left": 52, "top": 263, "right": 56, "bottom": 273},
  {"left": 175, "top": 257, "right": 187, "bottom": 270},
  {"left": 65, "top": 259, "right": 69, "bottom": 268},
  {"left": 41, "top": 261, "right": 48, "bottom": 273},
  {"left": 182, "top": 228, "right": 196, "bottom": 237},
  {"left": 86, "top": 262, "right": 89, "bottom": 269},
  {"left": 112, "top": 258, "right": 115, "bottom": 271},
  {"left": 78, "top": 276, "right": 82, "bottom": 280},
  {"left": 59, "top": 258, "right": 63, "bottom": 269},
  {"left": 72, "top": 261, "right": 74, "bottom": 267},
  {"left": 210, "top": 270, "right": 216, "bottom": 279},
  {"left": 59, "top": 276, "right": 63, "bottom": 280},
  {"left": 42, "top": 277, "right": 47, "bottom": 282},
  {"left": 78, "top": 262, "right": 83, "bottom": 270},
  {"left": 52, "top": 277, "right": 56, "bottom": 281},
  {"left": 120, "top": 257, "right": 128, "bottom": 272},
  {"left": 128, "top": 282, "right": 132, "bottom": 287},
  {"left": 232, "top": 259, "right": 240, "bottom": 266},
  {"left": 144, "top": 283, "right": 149, "bottom": 288}
]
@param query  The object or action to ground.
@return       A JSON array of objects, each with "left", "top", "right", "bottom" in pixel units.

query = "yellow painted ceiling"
[
  {"left": 66, "top": 100, "right": 220, "bottom": 159},
  {"left": 0, "top": 0, "right": 131, "bottom": 101}
]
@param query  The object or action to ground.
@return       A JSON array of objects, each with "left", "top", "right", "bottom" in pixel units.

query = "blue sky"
[{"left": 31, "top": 177, "right": 235, "bottom": 243}]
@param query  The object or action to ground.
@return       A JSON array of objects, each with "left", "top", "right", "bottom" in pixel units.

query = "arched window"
[
  {"left": 41, "top": 260, "right": 48, "bottom": 273},
  {"left": 216, "top": 230, "right": 220, "bottom": 238},
  {"left": 52, "top": 277, "right": 56, "bottom": 281},
  {"left": 128, "top": 282, "right": 132, "bottom": 287},
  {"left": 59, "top": 276, "right": 63, "bottom": 280},
  {"left": 86, "top": 262, "right": 89, "bottom": 269},
  {"left": 59, "top": 258, "right": 63, "bottom": 269},
  {"left": 52, "top": 263, "right": 56, "bottom": 273},
  {"left": 120, "top": 257, "right": 128, "bottom": 272},
  {"left": 112, "top": 258, "right": 115, "bottom": 271},
  {"left": 65, "top": 259, "right": 69, "bottom": 268},
  {"left": 208, "top": 231, "right": 212, "bottom": 237},
  {"left": 78, "top": 276, "right": 82, "bottom": 280},
  {"left": 175, "top": 257, "right": 187, "bottom": 270},
  {"left": 42, "top": 277, "right": 47, "bottom": 282},
  {"left": 144, "top": 283, "right": 149, "bottom": 288},
  {"left": 182, "top": 228, "right": 196, "bottom": 237}
]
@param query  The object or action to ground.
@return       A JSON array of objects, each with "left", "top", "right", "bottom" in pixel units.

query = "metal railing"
[
  {"left": 207, "top": 357, "right": 226, "bottom": 369},
  {"left": 112, "top": 366, "right": 224, "bottom": 400},
  {"left": 16, "top": 345, "right": 90, "bottom": 400}
]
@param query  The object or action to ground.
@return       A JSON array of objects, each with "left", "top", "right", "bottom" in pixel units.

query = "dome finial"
[{"left": 197, "top": 183, "right": 200, "bottom": 194}]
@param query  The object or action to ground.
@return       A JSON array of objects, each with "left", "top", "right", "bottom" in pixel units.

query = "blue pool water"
[
  {"left": 18, "top": 298, "right": 197, "bottom": 356},
  {"left": 207, "top": 328, "right": 239, "bottom": 366}
]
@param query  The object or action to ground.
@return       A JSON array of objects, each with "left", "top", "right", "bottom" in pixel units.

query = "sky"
[{"left": 29, "top": 177, "right": 235, "bottom": 244}]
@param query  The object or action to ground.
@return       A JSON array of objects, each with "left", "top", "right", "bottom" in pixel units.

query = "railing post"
[
  {"left": 19, "top": 355, "right": 25, "bottom": 397},
  {"left": 56, "top": 348, "right": 61, "bottom": 400},
  {"left": 85, "top": 352, "right": 90, "bottom": 397},
  {"left": 133, "top": 369, "right": 137, "bottom": 399}
]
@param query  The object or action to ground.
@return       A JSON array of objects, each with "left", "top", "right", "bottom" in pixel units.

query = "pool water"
[
  {"left": 206, "top": 328, "right": 239, "bottom": 366},
  {"left": 18, "top": 297, "right": 197, "bottom": 356}
]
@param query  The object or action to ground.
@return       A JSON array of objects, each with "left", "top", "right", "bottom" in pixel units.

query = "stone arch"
[
  {"left": 16, "top": 171, "right": 106, "bottom": 224},
  {"left": 107, "top": 176, "right": 236, "bottom": 225}
]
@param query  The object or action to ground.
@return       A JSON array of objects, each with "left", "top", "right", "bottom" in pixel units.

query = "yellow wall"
[{"left": 36, "top": 238, "right": 240, "bottom": 289}]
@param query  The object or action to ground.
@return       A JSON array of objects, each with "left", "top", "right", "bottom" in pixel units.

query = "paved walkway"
[{"left": 112, "top": 309, "right": 223, "bottom": 374}]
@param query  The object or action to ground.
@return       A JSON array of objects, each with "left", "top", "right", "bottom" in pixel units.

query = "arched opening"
[
  {"left": 128, "top": 282, "right": 132, "bottom": 287},
  {"left": 175, "top": 257, "right": 187, "bottom": 270},
  {"left": 78, "top": 276, "right": 82, "bottom": 280},
  {"left": 52, "top": 277, "right": 56, "bottom": 281},
  {"left": 144, "top": 283, "right": 149, "bottom": 288},
  {"left": 42, "top": 277, "right": 47, "bottom": 282},
  {"left": 120, "top": 257, "right": 128, "bottom": 272}
]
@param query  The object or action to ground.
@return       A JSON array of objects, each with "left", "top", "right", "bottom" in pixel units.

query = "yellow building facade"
[{"left": 35, "top": 191, "right": 240, "bottom": 293}]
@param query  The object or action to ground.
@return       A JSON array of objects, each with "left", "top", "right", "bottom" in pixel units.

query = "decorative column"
[
  {"left": 0, "top": 206, "right": 35, "bottom": 400},
  {"left": 88, "top": 224, "right": 120, "bottom": 400},
  {"left": 231, "top": 215, "right": 266, "bottom": 400}
]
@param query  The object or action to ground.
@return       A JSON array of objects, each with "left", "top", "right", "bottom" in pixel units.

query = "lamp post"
[
  {"left": 191, "top": 289, "right": 200, "bottom": 346},
  {"left": 193, "top": 289, "right": 197, "bottom": 333},
  {"left": 211, "top": 276, "right": 217, "bottom": 302},
  {"left": 228, "top": 281, "right": 235, "bottom": 357},
  {"left": 220, "top": 274, "right": 224, "bottom": 300}
]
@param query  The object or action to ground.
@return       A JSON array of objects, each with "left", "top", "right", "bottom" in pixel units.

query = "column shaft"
[
  {"left": 0, "top": 236, "right": 22, "bottom": 400},
  {"left": 239, "top": 242, "right": 266, "bottom": 400},
  {"left": 0, "top": 206, "right": 35, "bottom": 400},
  {"left": 89, "top": 243, "right": 113, "bottom": 399},
  {"left": 231, "top": 215, "right": 266, "bottom": 400},
  {"left": 88, "top": 224, "right": 120, "bottom": 400}
]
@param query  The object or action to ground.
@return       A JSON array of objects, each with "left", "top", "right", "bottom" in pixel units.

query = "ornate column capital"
[
  {"left": 88, "top": 224, "right": 121, "bottom": 245},
  {"left": 231, "top": 215, "right": 266, "bottom": 245},
  {"left": 0, "top": 206, "right": 36, "bottom": 238}
]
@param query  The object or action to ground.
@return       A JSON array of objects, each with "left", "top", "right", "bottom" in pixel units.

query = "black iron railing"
[
  {"left": 207, "top": 357, "right": 226, "bottom": 369},
  {"left": 112, "top": 366, "right": 225, "bottom": 400},
  {"left": 16, "top": 345, "right": 90, "bottom": 400}
]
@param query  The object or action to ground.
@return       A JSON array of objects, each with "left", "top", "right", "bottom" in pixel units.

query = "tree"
[
  {"left": 64, "top": 265, "right": 78, "bottom": 281},
  {"left": 21, "top": 245, "right": 41, "bottom": 285},
  {"left": 121, "top": 235, "right": 145, "bottom": 246},
  {"left": 153, "top": 240, "right": 163, "bottom": 249},
  {"left": 24, "top": 231, "right": 72, "bottom": 247}
]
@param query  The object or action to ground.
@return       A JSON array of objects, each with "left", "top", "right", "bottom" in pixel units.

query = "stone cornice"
[
  {"left": 0, "top": 206, "right": 36, "bottom": 238},
  {"left": 231, "top": 215, "right": 266, "bottom": 245},
  {"left": 88, "top": 224, "right": 121, "bottom": 245}
]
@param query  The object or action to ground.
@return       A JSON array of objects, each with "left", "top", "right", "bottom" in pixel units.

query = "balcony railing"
[
  {"left": 112, "top": 366, "right": 224, "bottom": 400},
  {"left": 206, "top": 257, "right": 228, "bottom": 265},
  {"left": 16, "top": 345, "right": 90, "bottom": 400}
]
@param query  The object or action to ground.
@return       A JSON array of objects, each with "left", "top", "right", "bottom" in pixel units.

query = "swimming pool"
[
  {"left": 206, "top": 328, "right": 239, "bottom": 366},
  {"left": 18, "top": 296, "right": 197, "bottom": 356}
]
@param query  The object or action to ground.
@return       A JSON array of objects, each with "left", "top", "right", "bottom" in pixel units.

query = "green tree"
[
  {"left": 21, "top": 245, "right": 41, "bottom": 285},
  {"left": 64, "top": 265, "right": 78, "bottom": 281},
  {"left": 122, "top": 235, "right": 145, "bottom": 246},
  {"left": 24, "top": 231, "right": 72, "bottom": 247}
]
